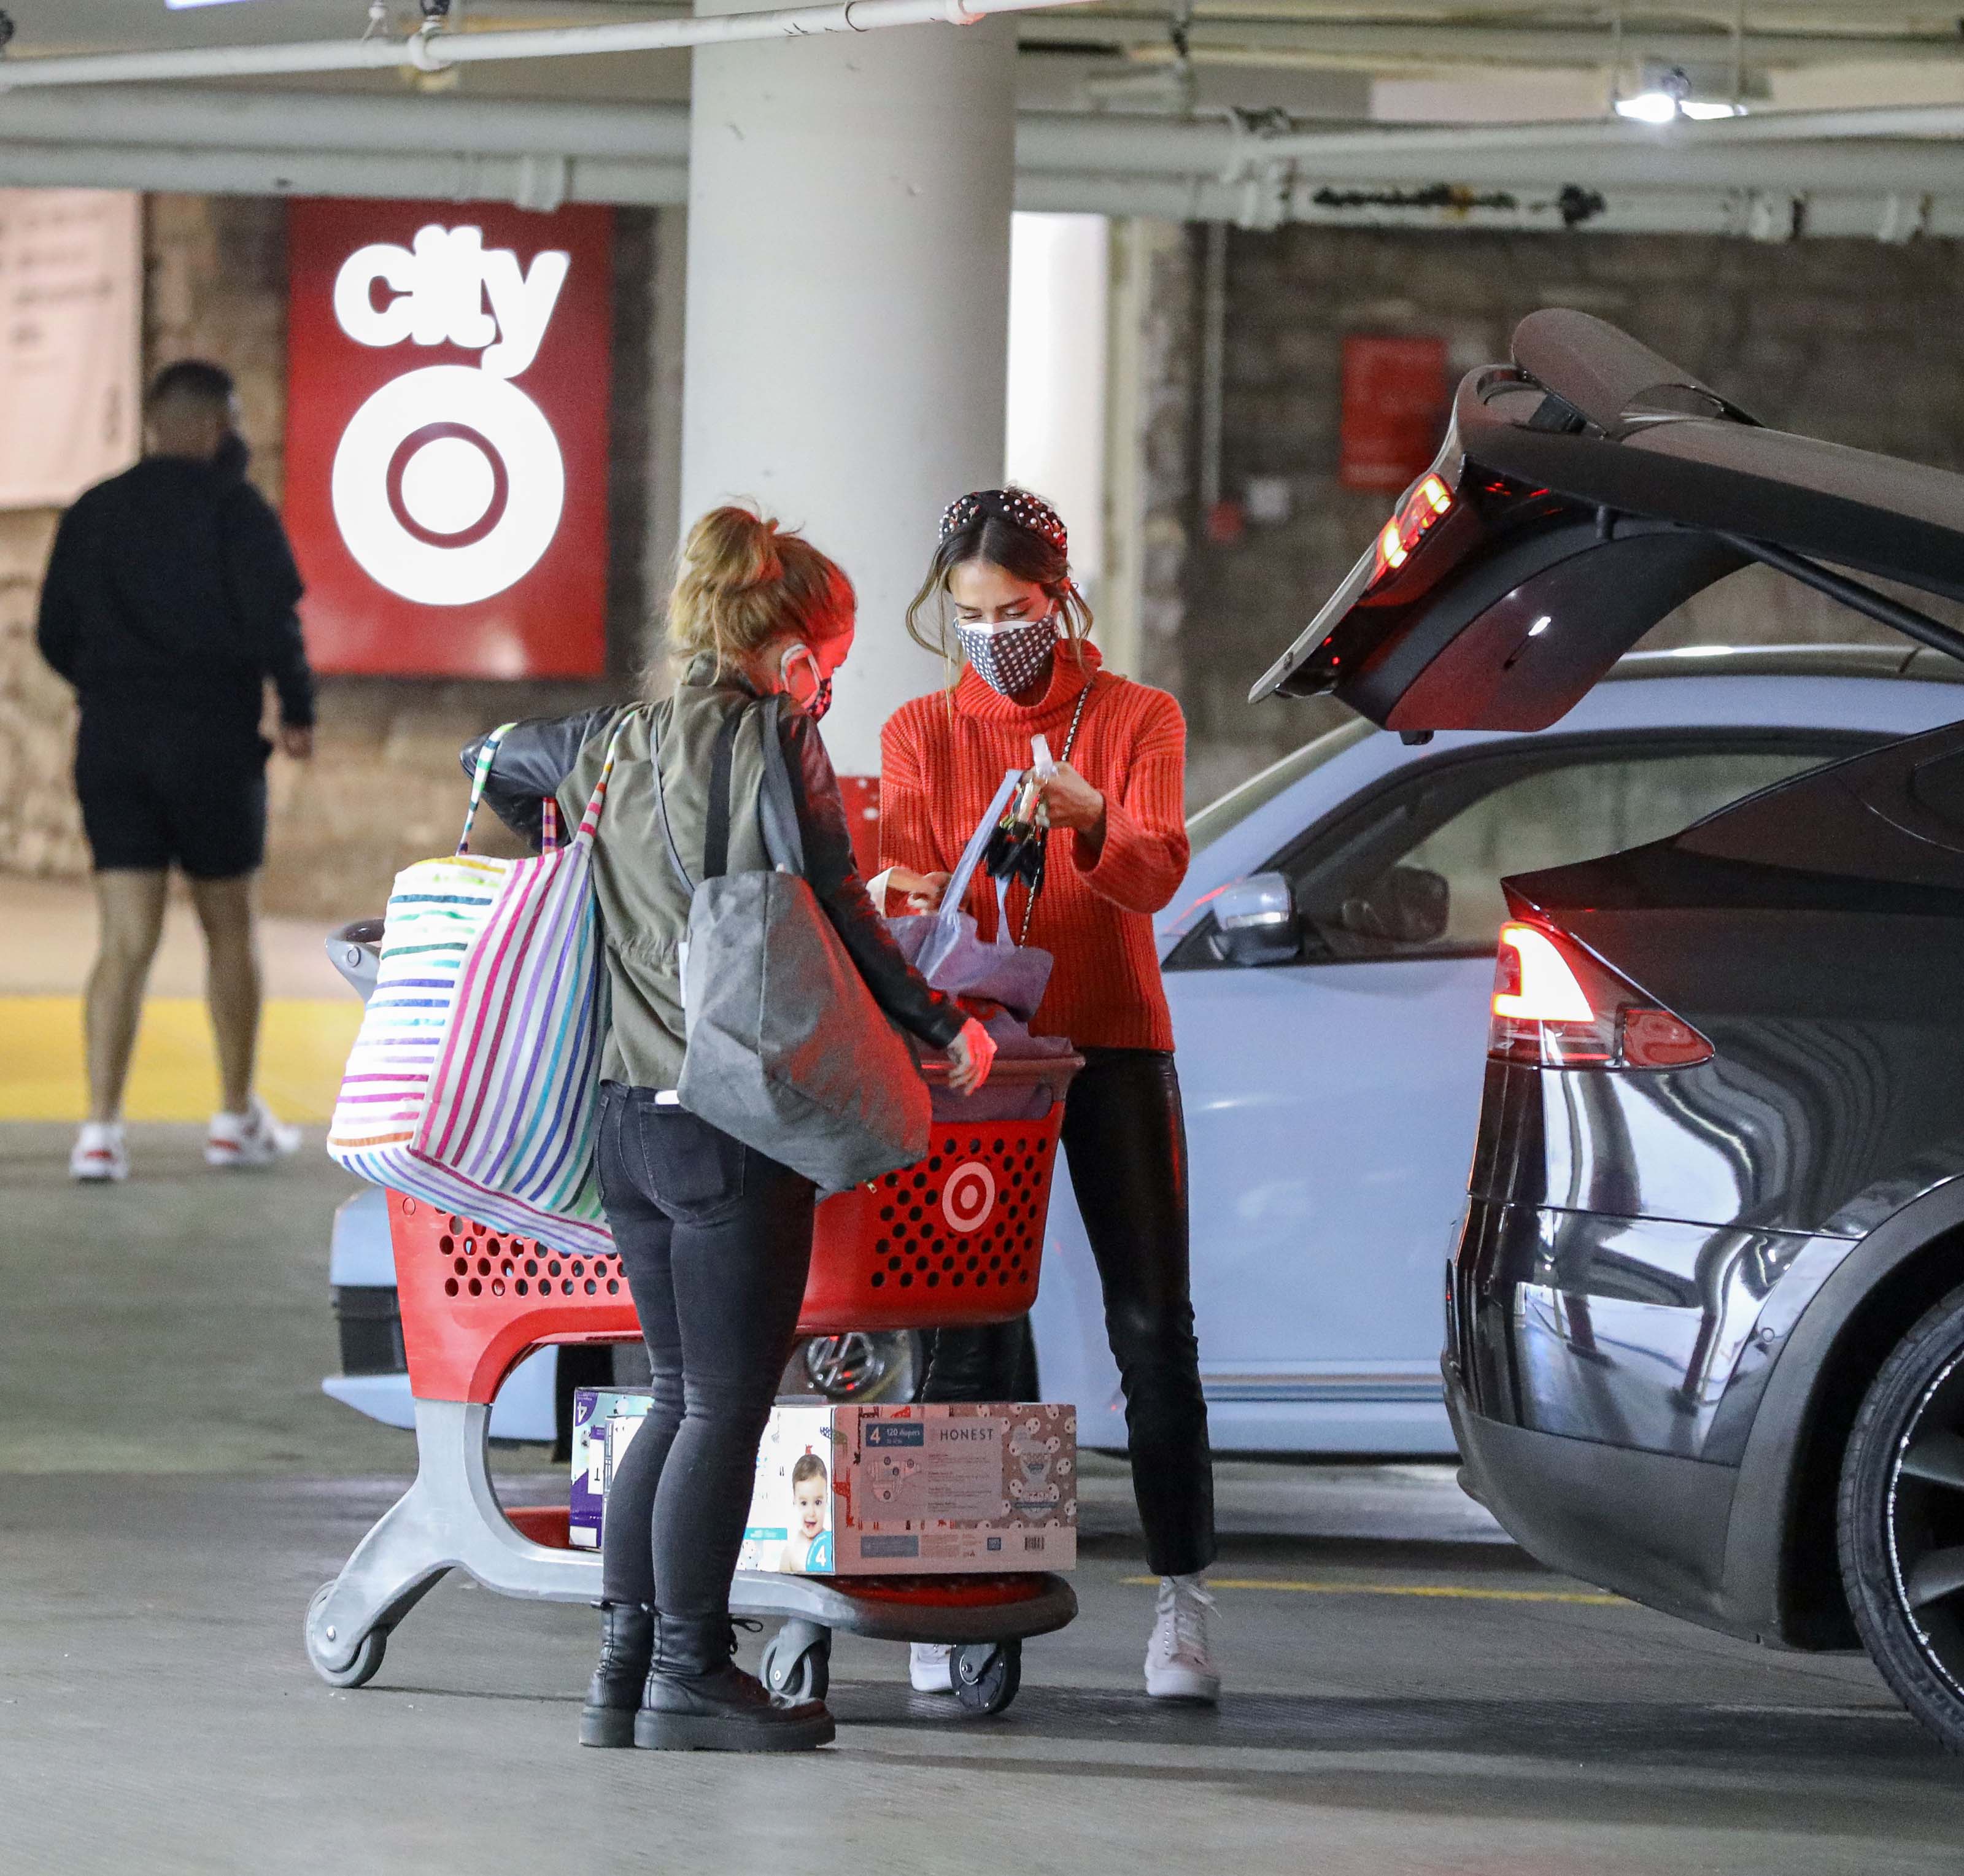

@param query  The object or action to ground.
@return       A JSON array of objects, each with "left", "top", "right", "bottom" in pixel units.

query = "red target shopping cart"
[{"left": 306, "top": 920, "right": 1080, "bottom": 1716}]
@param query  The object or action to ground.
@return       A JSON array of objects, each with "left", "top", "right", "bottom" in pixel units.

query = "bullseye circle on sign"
[
  {"left": 941, "top": 1162, "right": 997, "bottom": 1234},
  {"left": 331, "top": 365, "right": 563, "bottom": 606}
]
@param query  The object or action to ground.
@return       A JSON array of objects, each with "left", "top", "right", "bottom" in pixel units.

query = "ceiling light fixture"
[{"left": 1614, "top": 63, "right": 1746, "bottom": 125}]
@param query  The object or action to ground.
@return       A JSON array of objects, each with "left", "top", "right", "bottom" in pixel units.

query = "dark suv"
[{"left": 1254, "top": 309, "right": 1964, "bottom": 1752}]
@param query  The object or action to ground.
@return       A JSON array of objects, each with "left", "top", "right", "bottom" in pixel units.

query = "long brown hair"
[
  {"left": 905, "top": 487, "right": 1093, "bottom": 687},
  {"left": 651, "top": 504, "right": 854, "bottom": 699}
]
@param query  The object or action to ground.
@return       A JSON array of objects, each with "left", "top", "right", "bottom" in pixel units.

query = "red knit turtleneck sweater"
[{"left": 878, "top": 644, "right": 1188, "bottom": 1053}]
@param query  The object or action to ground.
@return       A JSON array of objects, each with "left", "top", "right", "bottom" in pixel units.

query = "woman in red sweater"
[{"left": 878, "top": 487, "right": 1218, "bottom": 1704}]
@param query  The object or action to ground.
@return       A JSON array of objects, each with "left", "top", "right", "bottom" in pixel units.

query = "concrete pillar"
[{"left": 679, "top": 3, "right": 1018, "bottom": 777}]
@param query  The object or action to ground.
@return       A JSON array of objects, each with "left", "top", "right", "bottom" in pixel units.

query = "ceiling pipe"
[
  {"left": 0, "top": 141, "right": 687, "bottom": 209},
  {"left": 1019, "top": 15, "right": 1964, "bottom": 71},
  {"left": 2, "top": 133, "right": 1950, "bottom": 242},
  {"left": 0, "top": 85, "right": 693, "bottom": 161},
  {"left": 1016, "top": 112, "right": 1964, "bottom": 194},
  {"left": 12, "top": 86, "right": 1964, "bottom": 166},
  {"left": 0, "top": 0, "right": 1094, "bottom": 91}
]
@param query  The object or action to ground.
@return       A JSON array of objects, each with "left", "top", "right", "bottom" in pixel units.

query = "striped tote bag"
[{"left": 327, "top": 719, "right": 628, "bottom": 1256}]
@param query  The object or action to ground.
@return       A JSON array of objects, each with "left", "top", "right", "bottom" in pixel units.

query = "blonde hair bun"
[
  {"left": 665, "top": 504, "right": 855, "bottom": 679},
  {"left": 681, "top": 505, "right": 785, "bottom": 595}
]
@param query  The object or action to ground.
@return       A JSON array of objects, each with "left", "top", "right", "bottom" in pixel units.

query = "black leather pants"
[{"left": 921, "top": 1048, "right": 1216, "bottom": 1578}]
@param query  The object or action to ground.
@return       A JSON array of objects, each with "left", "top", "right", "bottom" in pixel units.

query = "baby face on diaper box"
[{"left": 740, "top": 1407, "right": 838, "bottom": 1575}]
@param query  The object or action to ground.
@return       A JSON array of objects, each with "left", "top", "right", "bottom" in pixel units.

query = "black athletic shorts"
[{"left": 74, "top": 708, "right": 271, "bottom": 879}]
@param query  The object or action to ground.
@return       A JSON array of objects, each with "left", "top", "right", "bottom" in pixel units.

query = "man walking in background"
[{"left": 36, "top": 359, "right": 316, "bottom": 1183}]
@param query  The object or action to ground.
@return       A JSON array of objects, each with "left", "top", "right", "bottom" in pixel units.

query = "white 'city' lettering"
[
  {"left": 480, "top": 245, "right": 570, "bottom": 380},
  {"left": 331, "top": 225, "right": 568, "bottom": 380}
]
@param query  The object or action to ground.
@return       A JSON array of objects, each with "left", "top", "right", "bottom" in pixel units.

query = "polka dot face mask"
[{"left": 956, "top": 613, "right": 1061, "bottom": 698}]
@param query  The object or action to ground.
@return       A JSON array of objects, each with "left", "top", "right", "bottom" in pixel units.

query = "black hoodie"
[{"left": 35, "top": 446, "right": 314, "bottom": 732}]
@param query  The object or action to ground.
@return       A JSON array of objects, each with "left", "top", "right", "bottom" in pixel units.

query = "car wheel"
[
  {"left": 787, "top": 1330, "right": 922, "bottom": 1404},
  {"left": 1838, "top": 1281, "right": 1964, "bottom": 1753}
]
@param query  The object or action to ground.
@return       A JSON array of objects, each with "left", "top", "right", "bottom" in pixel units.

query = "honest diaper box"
[
  {"left": 738, "top": 1402, "right": 1077, "bottom": 1577},
  {"left": 569, "top": 1388, "right": 656, "bottom": 1550}
]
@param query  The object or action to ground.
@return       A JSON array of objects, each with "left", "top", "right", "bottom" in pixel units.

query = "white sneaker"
[
  {"left": 70, "top": 1122, "right": 128, "bottom": 1184},
  {"left": 909, "top": 1643, "right": 955, "bottom": 1693},
  {"left": 1144, "top": 1574, "right": 1220, "bottom": 1704},
  {"left": 206, "top": 1097, "right": 303, "bottom": 1169}
]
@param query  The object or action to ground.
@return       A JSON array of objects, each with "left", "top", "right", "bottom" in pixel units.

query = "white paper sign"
[{"left": 0, "top": 190, "right": 141, "bottom": 510}]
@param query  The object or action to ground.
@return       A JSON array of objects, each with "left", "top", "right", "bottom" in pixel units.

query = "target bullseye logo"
[
  {"left": 942, "top": 1162, "right": 997, "bottom": 1234},
  {"left": 288, "top": 203, "right": 611, "bottom": 678},
  {"left": 386, "top": 422, "right": 509, "bottom": 549},
  {"left": 331, "top": 365, "right": 563, "bottom": 606}
]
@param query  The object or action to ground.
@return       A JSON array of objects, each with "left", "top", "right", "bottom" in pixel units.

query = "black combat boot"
[
  {"left": 579, "top": 1601, "right": 655, "bottom": 1747},
  {"left": 633, "top": 1614, "right": 835, "bottom": 1752}
]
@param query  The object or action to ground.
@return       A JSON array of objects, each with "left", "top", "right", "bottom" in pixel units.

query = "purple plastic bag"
[{"left": 886, "top": 770, "right": 1054, "bottom": 1022}]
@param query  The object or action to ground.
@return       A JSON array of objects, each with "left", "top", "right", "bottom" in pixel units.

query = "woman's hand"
[
  {"left": 946, "top": 1017, "right": 997, "bottom": 1097},
  {"left": 1038, "top": 762, "right": 1107, "bottom": 856},
  {"left": 885, "top": 866, "right": 952, "bottom": 914}
]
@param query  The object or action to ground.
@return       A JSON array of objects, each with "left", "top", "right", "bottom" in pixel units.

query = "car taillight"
[
  {"left": 1369, "top": 473, "right": 1455, "bottom": 588},
  {"left": 1490, "top": 921, "right": 1713, "bottom": 1071}
]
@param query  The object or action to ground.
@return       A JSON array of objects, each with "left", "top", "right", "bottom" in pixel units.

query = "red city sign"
[{"left": 285, "top": 198, "right": 613, "bottom": 677}]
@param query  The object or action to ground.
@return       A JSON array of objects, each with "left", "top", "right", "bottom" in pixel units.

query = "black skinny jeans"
[
  {"left": 921, "top": 1047, "right": 1216, "bottom": 1579},
  {"left": 595, "top": 1083, "right": 816, "bottom": 1619}
]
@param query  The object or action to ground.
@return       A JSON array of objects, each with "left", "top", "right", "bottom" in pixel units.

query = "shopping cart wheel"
[
  {"left": 306, "top": 1582, "right": 386, "bottom": 1689},
  {"left": 760, "top": 1620, "right": 830, "bottom": 1702},
  {"left": 951, "top": 1639, "right": 1020, "bottom": 1716}
]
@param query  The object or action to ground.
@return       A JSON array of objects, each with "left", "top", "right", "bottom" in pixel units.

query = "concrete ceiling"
[
  {"left": 6, "top": 2, "right": 1963, "bottom": 118},
  {"left": 9, "top": 1, "right": 1964, "bottom": 236}
]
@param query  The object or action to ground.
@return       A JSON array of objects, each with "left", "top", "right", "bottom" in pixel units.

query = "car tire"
[{"left": 1838, "top": 1280, "right": 1964, "bottom": 1754}]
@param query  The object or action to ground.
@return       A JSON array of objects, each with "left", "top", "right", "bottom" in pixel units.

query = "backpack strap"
[
  {"left": 756, "top": 694, "right": 810, "bottom": 876},
  {"left": 700, "top": 706, "right": 745, "bottom": 882}
]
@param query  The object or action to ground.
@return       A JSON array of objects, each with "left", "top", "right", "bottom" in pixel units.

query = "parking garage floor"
[{"left": 3, "top": 1121, "right": 1957, "bottom": 1874}]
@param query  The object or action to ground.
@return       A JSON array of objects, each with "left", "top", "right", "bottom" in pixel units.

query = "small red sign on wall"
[
  {"left": 285, "top": 198, "right": 613, "bottom": 677},
  {"left": 1339, "top": 335, "right": 1448, "bottom": 493}
]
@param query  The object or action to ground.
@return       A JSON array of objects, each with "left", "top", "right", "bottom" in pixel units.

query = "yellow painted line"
[
  {"left": 0, "top": 995, "right": 361, "bottom": 1123},
  {"left": 1122, "top": 1575, "right": 1626, "bottom": 1607}
]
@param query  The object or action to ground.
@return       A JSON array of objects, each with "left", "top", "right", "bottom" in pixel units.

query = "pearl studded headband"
[{"left": 940, "top": 487, "right": 1069, "bottom": 556}]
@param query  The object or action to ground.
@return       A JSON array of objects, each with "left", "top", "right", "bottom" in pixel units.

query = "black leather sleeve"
[
  {"left": 460, "top": 705, "right": 618, "bottom": 849},
  {"left": 778, "top": 708, "right": 966, "bottom": 1051}
]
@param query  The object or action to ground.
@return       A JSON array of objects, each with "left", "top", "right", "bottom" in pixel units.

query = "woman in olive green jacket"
[{"left": 470, "top": 507, "right": 995, "bottom": 1753}]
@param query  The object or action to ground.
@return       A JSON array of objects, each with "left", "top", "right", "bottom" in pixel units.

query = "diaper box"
[
  {"left": 739, "top": 1402, "right": 1077, "bottom": 1577},
  {"left": 568, "top": 1387, "right": 657, "bottom": 1551}
]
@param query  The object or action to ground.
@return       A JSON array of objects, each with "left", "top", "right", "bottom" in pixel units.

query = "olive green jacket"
[{"left": 465, "top": 659, "right": 963, "bottom": 1089}]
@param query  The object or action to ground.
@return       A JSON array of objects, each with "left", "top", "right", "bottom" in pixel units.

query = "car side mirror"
[
  {"left": 1336, "top": 865, "right": 1450, "bottom": 946},
  {"left": 1209, "top": 872, "right": 1301, "bottom": 967}
]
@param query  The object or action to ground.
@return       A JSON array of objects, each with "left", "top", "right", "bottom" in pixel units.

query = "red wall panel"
[{"left": 1339, "top": 334, "right": 1448, "bottom": 494}]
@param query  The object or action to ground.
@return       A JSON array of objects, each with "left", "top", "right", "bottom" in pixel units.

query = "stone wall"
[
  {"left": 0, "top": 195, "right": 668, "bottom": 917},
  {"left": 1177, "top": 228, "right": 1964, "bottom": 804}
]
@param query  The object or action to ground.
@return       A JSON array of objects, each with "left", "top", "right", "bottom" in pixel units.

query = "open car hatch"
[{"left": 1252, "top": 310, "right": 1964, "bottom": 731}]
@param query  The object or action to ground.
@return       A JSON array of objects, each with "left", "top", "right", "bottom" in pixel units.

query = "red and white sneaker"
[
  {"left": 70, "top": 1122, "right": 129, "bottom": 1184},
  {"left": 206, "top": 1097, "right": 303, "bottom": 1170}
]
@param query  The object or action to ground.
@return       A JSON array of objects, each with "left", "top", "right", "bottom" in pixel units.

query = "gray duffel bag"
[{"left": 661, "top": 696, "right": 930, "bottom": 1194}]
